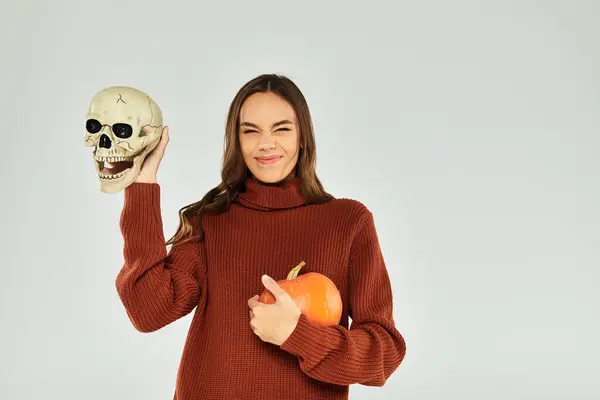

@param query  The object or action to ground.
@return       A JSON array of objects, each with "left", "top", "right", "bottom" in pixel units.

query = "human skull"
[{"left": 84, "top": 86, "right": 163, "bottom": 193}]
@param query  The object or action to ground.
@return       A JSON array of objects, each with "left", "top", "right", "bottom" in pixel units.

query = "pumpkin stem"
[{"left": 287, "top": 261, "right": 305, "bottom": 280}]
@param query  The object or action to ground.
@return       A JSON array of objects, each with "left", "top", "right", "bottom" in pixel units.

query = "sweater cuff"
[
  {"left": 124, "top": 182, "right": 160, "bottom": 209},
  {"left": 121, "top": 182, "right": 163, "bottom": 234},
  {"left": 280, "top": 313, "right": 330, "bottom": 358}
]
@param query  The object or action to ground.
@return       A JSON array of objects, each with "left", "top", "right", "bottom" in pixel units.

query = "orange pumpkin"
[{"left": 258, "top": 261, "right": 343, "bottom": 326}]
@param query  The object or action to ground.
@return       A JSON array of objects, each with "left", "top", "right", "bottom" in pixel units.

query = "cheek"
[
  {"left": 279, "top": 136, "right": 299, "bottom": 155},
  {"left": 239, "top": 136, "right": 256, "bottom": 156}
]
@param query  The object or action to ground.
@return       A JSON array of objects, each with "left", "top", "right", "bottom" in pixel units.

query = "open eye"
[
  {"left": 86, "top": 119, "right": 102, "bottom": 134},
  {"left": 112, "top": 123, "right": 133, "bottom": 139}
]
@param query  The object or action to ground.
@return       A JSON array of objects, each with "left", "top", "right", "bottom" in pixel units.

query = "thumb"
[{"left": 261, "top": 275, "right": 288, "bottom": 302}]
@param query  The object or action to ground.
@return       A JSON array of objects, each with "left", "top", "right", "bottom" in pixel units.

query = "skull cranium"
[{"left": 84, "top": 86, "right": 163, "bottom": 193}]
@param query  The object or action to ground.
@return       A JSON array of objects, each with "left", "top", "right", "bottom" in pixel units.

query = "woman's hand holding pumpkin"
[{"left": 248, "top": 275, "right": 301, "bottom": 346}]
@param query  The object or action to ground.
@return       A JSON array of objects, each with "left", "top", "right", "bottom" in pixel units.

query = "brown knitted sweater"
[{"left": 115, "top": 177, "right": 406, "bottom": 399}]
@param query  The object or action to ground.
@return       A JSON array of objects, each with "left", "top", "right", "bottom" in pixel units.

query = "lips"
[{"left": 256, "top": 155, "right": 283, "bottom": 165}]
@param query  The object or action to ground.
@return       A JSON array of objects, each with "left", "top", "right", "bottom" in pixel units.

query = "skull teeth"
[
  {"left": 98, "top": 168, "right": 131, "bottom": 180},
  {"left": 95, "top": 156, "right": 134, "bottom": 162}
]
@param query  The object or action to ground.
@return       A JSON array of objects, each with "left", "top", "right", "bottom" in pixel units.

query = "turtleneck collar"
[{"left": 234, "top": 176, "right": 306, "bottom": 211}]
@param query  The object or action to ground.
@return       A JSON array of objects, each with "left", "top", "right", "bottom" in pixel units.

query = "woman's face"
[{"left": 238, "top": 92, "right": 300, "bottom": 184}]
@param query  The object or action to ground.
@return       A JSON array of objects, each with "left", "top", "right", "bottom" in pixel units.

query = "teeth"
[
  {"left": 98, "top": 168, "right": 131, "bottom": 180},
  {"left": 94, "top": 155, "right": 134, "bottom": 162},
  {"left": 94, "top": 154, "right": 135, "bottom": 179}
]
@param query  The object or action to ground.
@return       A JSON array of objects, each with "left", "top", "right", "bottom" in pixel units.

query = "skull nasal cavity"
[{"left": 99, "top": 134, "right": 112, "bottom": 149}]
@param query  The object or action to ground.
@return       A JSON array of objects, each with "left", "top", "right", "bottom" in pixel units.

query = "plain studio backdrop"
[{"left": 0, "top": 1, "right": 598, "bottom": 399}]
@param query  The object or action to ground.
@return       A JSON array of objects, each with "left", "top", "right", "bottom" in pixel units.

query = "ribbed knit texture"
[{"left": 115, "top": 177, "right": 406, "bottom": 400}]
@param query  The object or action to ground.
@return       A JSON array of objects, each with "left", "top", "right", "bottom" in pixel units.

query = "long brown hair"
[{"left": 166, "top": 73, "right": 333, "bottom": 246}]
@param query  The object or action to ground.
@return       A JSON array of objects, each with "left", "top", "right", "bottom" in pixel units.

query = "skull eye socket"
[
  {"left": 112, "top": 123, "right": 133, "bottom": 139},
  {"left": 86, "top": 119, "right": 102, "bottom": 134}
]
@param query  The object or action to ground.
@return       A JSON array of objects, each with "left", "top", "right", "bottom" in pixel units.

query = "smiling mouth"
[
  {"left": 94, "top": 155, "right": 134, "bottom": 180},
  {"left": 256, "top": 156, "right": 282, "bottom": 165}
]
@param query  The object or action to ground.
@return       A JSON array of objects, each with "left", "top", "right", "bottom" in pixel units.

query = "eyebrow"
[{"left": 240, "top": 119, "right": 294, "bottom": 129}]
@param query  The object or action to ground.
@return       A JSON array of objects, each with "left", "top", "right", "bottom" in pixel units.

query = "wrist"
[{"left": 135, "top": 175, "right": 157, "bottom": 184}]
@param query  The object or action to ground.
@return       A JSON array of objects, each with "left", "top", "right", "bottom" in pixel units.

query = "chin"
[
  {"left": 249, "top": 167, "right": 292, "bottom": 184},
  {"left": 252, "top": 173, "right": 284, "bottom": 184}
]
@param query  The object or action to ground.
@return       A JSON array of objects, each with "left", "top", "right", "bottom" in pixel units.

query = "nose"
[
  {"left": 99, "top": 133, "right": 112, "bottom": 149},
  {"left": 258, "top": 139, "right": 276, "bottom": 151}
]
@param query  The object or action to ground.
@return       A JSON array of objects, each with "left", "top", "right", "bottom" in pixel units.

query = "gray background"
[{"left": 1, "top": 0, "right": 598, "bottom": 399}]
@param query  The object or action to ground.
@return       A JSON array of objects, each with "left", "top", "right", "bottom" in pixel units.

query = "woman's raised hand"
[{"left": 135, "top": 125, "right": 169, "bottom": 184}]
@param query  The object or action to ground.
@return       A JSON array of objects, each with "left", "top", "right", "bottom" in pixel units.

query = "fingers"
[
  {"left": 154, "top": 125, "right": 170, "bottom": 155},
  {"left": 132, "top": 125, "right": 168, "bottom": 183},
  {"left": 247, "top": 295, "right": 260, "bottom": 309},
  {"left": 261, "top": 275, "right": 288, "bottom": 302},
  {"left": 249, "top": 300, "right": 259, "bottom": 334},
  {"left": 139, "top": 126, "right": 169, "bottom": 178},
  {"left": 159, "top": 125, "right": 169, "bottom": 148}
]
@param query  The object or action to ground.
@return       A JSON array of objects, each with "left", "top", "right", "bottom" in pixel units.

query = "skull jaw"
[
  {"left": 97, "top": 157, "right": 143, "bottom": 193},
  {"left": 92, "top": 131, "right": 162, "bottom": 194},
  {"left": 98, "top": 168, "right": 138, "bottom": 193}
]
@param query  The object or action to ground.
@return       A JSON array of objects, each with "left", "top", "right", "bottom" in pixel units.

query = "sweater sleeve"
[
  {"left": 114, "top": 182, "right": 206, "bottom": 333},
  {"left": 280, "top": 210, "right": 406, "bottom": 386}
]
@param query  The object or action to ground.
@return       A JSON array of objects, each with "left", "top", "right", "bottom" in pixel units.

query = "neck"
[{"left": 235, "top": 175, "right": 305, "bottom": 211}]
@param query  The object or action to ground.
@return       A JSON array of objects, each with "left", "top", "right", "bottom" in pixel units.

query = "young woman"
[{"left": 115, "top": 74, "right": 406, "bottom": 399}]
